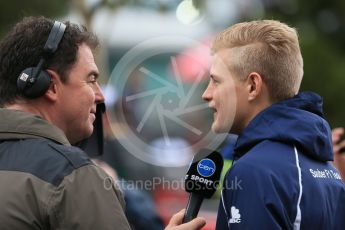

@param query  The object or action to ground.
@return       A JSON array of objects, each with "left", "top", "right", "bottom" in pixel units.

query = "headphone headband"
[{"left": 44, "top": 21, "right": 66, "bottom": 55}]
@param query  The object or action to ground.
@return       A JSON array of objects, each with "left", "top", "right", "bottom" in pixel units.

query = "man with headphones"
[{"left": 0, "top": 17, "right": 205, "bottom": 230}]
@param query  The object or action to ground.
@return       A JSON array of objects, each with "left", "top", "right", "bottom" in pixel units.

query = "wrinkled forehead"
[{"left": 73, "top": 44, "right": 99, "bottom": 71}]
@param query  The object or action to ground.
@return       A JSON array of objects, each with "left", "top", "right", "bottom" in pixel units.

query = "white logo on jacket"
[{"left": 229, "top": 206, "right": 241, "bottom": 224}]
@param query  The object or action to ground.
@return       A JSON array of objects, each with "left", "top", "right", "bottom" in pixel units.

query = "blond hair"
[{"left": 212, "top": 20, "right": 303, "bottom": 101}]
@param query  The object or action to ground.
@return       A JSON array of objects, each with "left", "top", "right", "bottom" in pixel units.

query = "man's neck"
[
  {"left": 4, "top": 101, "right": 52, "bottom": 123},
  {"left": 236, "top": 100, "right": 273, "bottom": 135},
  {"left": 6, "top": 104, "right": 39, "bottom": 115}
]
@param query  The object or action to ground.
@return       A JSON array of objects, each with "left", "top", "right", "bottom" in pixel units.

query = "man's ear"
[
  {"left": 246, "top": 72, "right": 264, "bottom": 101},
  {"left": 43, "top": 70, "right": 61, "bottom": 102}
]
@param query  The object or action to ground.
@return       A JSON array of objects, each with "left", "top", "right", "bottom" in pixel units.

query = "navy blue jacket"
[{"left": 216, "top": 92, "right": 345, "bottom": 230}]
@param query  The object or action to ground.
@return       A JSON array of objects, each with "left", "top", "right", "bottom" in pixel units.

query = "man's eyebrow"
[
  {"left": 210, "top": 74, "right": 219, "bottom": 80},
  {"left": 88, "top": 71, "right": 99, "bottom": 79}
]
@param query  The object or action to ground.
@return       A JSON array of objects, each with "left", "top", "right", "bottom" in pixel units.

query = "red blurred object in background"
[{"left": 170, "top": 38, "right": 212, "bottom": 84}]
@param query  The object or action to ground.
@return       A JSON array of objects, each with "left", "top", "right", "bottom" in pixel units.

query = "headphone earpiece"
[
  {"left": 17, "top": 68, "right": 51, "bottom": 98},
  {"left": 17, "top": 21, "right": 66, "bottom": 98}
]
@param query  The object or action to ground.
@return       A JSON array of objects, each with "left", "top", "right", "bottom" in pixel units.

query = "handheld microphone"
[{"left": 183, "top": 149, "right": 224, "bottom": 223}]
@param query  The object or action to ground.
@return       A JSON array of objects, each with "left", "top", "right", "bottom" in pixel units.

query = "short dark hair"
[{"left": 0, "top": 16, "right": 99, "bottom": 106}]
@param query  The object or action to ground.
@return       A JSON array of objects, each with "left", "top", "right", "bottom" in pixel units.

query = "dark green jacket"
[{"left": 0, "top": 109, "right": 131, "bottom": 229}]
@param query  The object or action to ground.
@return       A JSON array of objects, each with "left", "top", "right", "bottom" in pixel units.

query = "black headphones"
[{"left": 17, "top": 21, "right": 66, "bottom": 98}]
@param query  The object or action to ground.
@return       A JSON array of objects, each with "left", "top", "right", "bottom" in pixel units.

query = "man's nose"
[
  {"left": 94, "top": 83, "right": 105, "bottom": 104},
  {"left": 202, "top": 83, "right": 212, "bottom": 101}
]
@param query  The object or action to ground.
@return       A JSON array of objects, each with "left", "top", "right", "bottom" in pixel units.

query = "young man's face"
[
  {"left": 57, "top": 43, "right": 104, "bottom": 143},
  {"left": 202, "top": 49, "right": 248, "bottom": 134}
]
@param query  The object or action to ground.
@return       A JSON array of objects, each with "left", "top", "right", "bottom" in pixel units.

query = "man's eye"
[
  {"left": 87, "top": 76, "right": 97, "bottom": 84},
  {"left": 212, "top": 78, "right": 219, "bottom": 85}
]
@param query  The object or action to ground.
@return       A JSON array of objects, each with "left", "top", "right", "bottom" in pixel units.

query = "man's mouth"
[
  {"left": 210, "top": 107, "right": 217, "bottom": 120},
  {"left": 90, "top": 108, "right": 96, "bottom": 120}
]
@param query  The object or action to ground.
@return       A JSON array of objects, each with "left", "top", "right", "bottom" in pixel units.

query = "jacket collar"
[
  {"left": 234, "top": 92, "right": 332, "bottom": 162},
  {"left": 0, "top": 108, "right": 70, "bottom": 146}
]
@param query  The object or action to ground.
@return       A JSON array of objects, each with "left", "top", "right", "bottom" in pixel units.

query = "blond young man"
[{"left": 202, "top": 20, "right": 345, "bottom": 229}]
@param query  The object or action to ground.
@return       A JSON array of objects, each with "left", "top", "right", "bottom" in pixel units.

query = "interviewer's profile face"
[{"left": 57, "top": 43, "right": 104, "bottom": 143}]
